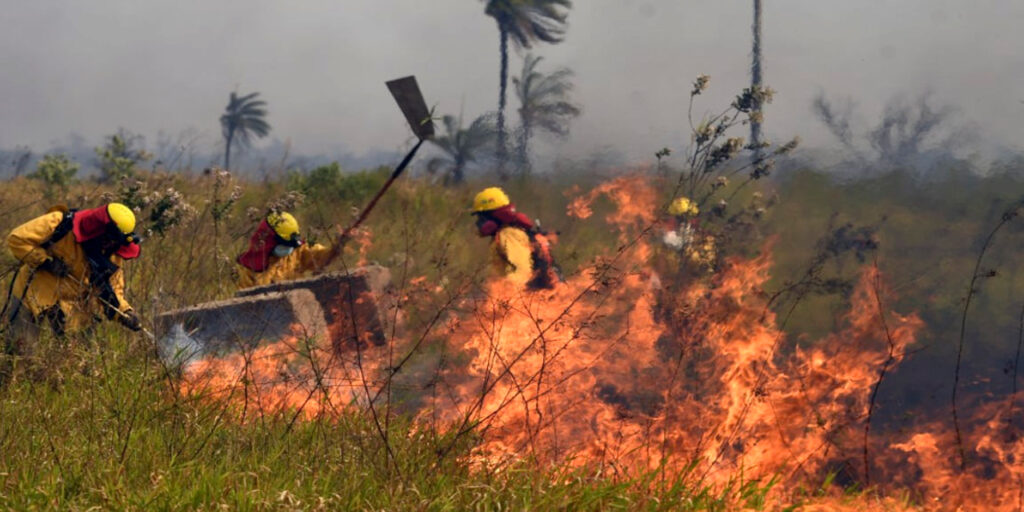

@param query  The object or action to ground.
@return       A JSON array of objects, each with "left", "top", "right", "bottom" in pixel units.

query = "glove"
[
  {"left": 38, "top": 257, "right": 70, "bottom": 277},
  {"left": 119, "top": 310, "right": 143, "bottom": 332}
]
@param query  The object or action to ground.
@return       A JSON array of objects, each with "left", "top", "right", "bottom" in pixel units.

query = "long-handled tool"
[
  {"left": 2, "top": 264, "right": 154, "bottom": 341},
  {"left": 339, "top": 76, "right": 434, "bottom": 241},
  {"left": 60, "top": 271, "right": 156, "bottom": 341}
]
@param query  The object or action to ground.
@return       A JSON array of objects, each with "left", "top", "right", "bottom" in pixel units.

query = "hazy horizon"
[{"left": 2, "top": 1, "right": 1023, "bottom": 170}]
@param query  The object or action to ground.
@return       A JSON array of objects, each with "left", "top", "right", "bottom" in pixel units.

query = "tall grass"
[
  {"left": 0, "top": 330, "right": 784, "bottom": 510},
  {"left": 1, "top": 162, "right": 1021, "bottom": 509}
]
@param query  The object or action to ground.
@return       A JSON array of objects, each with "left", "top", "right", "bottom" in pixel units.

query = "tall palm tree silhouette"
[
  {"left": 513, "top": 54, "right": 580, "bottom": 174},
  {"left": 750, "top": 0, "right": 764, "bottom": 160},
  {"left": 220, "top": 91, "right": 270, "bottom": 171},
  {"left": 426, "top": 114, "right": 498, "bottom": 185},
  {"left": 483, "top": 0, "right": 571, "bottom": 178}
]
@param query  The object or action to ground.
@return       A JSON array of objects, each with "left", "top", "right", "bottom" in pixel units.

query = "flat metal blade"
[{"left": 386, "top": 76, "right": 434, "bottom": 140}]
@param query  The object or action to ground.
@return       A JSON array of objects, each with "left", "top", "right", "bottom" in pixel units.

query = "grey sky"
[{"left": 2, "top": 1, "right": 1023, "bottom": 166}]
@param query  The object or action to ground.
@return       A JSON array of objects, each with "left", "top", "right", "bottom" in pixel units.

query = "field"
[{"left": 1, "top": 163, "right": 1022, "bottom": 510}]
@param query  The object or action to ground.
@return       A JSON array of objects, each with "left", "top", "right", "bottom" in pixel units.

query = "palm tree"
[
  {"left": 426, "top": 114, "right": 497, "bottom": 185},
  {"left": 750, "top": 0, "right": 764, "bottom": 160},
  {"left": 513, "top": 53, "right": 580, "bottom": 174},
  {"left": 220, "top": 91, "right": 270, "bottom": 171},
  {"left": 483, "top": 0, "right": 572, "bottom": 178}
]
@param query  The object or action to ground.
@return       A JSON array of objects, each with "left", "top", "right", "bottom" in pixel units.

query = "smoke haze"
[{"left": 1, "top": 0, "right": 1022, "bottom": 166}]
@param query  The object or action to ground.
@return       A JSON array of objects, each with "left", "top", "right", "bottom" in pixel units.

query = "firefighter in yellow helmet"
[
  {"left": 668, "top": 197, "right": 699, "bottom": 218},
  {"left": 663, "top": 196, "right": 715, "bottom": 272},
  {"left": 235, "top": 211, "right": 341, "bottom": 289},
  {"left": 662, "top": 197, "right": 698, "bottom": 249},
  {"left": 472, "top": 187, "right": 558, "bottom": 289},
  {"left": 3, "top": 203, "right": 143, "bottom": 343}
]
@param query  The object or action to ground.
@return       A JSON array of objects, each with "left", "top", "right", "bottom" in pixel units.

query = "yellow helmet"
[
  {"left": 668, "top": 197, "right": 699, "bottom": 217},
  {"left": 267, "top": 211, "right": 301, "bottom": 244},
  {"left": 472, "top": 187, "right": 510, "bottom": 213},
  {"left": 106, "top": 203, "right": 136, "bottom": 234}
]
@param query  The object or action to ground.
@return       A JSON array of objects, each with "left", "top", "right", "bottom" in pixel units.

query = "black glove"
[
  {"left": 38, "top": 257, "right": 70, "bottom": 277},
  {"left": 119, "top": 310, "right": 142, "bottom": 332}
]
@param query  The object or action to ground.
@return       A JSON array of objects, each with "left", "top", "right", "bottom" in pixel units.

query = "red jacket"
[{"left": 477, "top": 204, "right": 533, "bottom": 237}]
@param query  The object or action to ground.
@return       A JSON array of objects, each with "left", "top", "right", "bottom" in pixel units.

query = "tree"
[
  {"left": 813, "top": 92, "right": 959, "bottom": 169},
  {"left": 868, "top": 94, "right": 954, "bottom": 164},
  {"left": 95, "top": 130, "right": 152, "bottom": 183},
  {"left": 30, "top": 153, "right": 79, "bottom": 199},
  {"left": 483, "top": 0, "right": 571, "bottom": 178},
  {"left": 750, "top": 0, "right": 764, "bottom": 161},
  {"left": 513, "top": 53, "right": 580, "bottom": 174},
  {"left": 426, "top": 114, "right": 497, "bottom": 185},
  {"left": 9, "top": 146, "right": 32, "bottom": 178},
  {"left": 220, "top": 91, "right": 270, "bottom": 172}
]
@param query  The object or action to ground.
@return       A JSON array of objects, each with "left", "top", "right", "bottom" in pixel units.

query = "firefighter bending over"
[
  {"left": 471, "top": 187, "right": 559, "bottom": 290},
  {"left": 3, "top": 203, "right": 143, "bottom": 342},
  {"left": 236, "top": 211, "right": 341, "bottom": 289}
]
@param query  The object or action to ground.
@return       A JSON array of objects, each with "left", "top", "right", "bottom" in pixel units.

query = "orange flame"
[
  {"left": 345, "top": 226, "right": 373, "bottom": 267},
  {"left": 180, "top": 323, "right": 383, "bottom": 422},
  {"left": 424, "top": 176, "right": 1024, "bottom": 508},
  {"left": 180, "top": 175, "right": 1024, "bottom": 509}
]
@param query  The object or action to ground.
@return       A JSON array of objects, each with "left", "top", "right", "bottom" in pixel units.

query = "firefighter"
[
  {"left": 471, "top": 187, "right": 558, "bottom": 289},
  {"left": 663, "top": 196, "right": 716, "bottom": 273},
  {"left": 3, "top": 203, "right": 143, "bottom": 344},
  {"left": 236, "top": 211, "right": 341, "bottom": 289}
]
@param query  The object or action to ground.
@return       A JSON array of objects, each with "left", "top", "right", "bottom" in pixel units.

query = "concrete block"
[
  {"left": 234, "top": 265, "right": 393, "bottom": 349},
  {"left": 155, "top": 288, "right": 327, "bottom": 361}
]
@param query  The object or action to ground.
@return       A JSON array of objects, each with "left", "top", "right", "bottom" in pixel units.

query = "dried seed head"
[{"left": 691, "top": 74, "right": 710, "bottom": 96}]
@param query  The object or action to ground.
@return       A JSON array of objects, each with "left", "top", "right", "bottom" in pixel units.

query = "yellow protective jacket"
[
  {"left": 236, "top": 243, "right": 334, "bottom": 289},
  {"left": 7, "top": 211, "right": 133, "bottom": 332},
  {"left": 491, "top": 227, "right": 534, "bottom": 286}
]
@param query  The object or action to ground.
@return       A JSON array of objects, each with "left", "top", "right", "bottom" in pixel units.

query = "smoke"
[
  {"left": 160, "top": 323, "right": 204, "bottom": 368},
  {"left": 3, "top": 1, "right": 1024, "bottom": 171},
  {"left": 0, "top": 131, "right": 401, "bottom": 179}
]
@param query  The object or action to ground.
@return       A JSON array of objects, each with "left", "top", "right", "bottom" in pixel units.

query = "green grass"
[
  {"left": 2, "top": 163, "right": 1021, "bottom": 509},
  {"left": 0, "top": 330, "right": 781, "bottom": 510},
  {"left": 0, "top": 170, "right": 784, "bottom": 510}
]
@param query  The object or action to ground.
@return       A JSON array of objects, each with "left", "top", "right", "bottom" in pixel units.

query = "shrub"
[
  {"left": 286, "top": 163, "right": 389, "bottom": 203},
  {"left": 29, "top": 153, "right": 79, "bottom": 198},
  {"left": 95, "top": 131, "right": 152, "bottom": 183}
]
